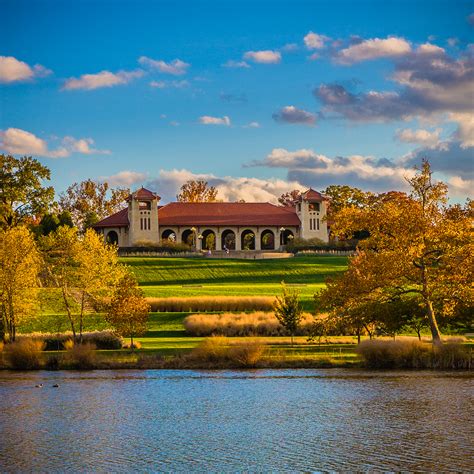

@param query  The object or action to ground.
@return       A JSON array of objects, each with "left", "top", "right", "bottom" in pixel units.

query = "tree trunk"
[
  {"left": 79, "top": 291, "right": 85, "bottom": 344},
  {"left": 416, "top": 328, "right": 421, "bottom": 341},
  {"left": 61, "top": 286, "right": 76, "bottom": 341},
  {"left": 356, "top": 326, "right": 361, "bottom": 344},
  {"left": 425, "top": 298, "right": 442, "bottom": 345},
  {"left": 130, "top": 335, "right": 134, "bottom": 352}
]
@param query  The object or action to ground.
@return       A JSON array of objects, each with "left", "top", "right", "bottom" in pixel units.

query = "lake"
[{"left": 0, "top": 369, "right": 472, "bottom": 472}]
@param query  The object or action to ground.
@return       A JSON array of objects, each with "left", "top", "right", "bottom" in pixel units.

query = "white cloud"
[
  {"left": 145, "top": 168, "right": 303, "bottom": 203},
  {"left": 336, "top": 36, "right": 412, "bottom": 64},
  {"left": 103, "top": 170, "right": 147, "bottom": 187},
  {"left": 304, "top": 32, "right": 329, "bottom": 50},
  {"left": 243, "top": 121, "right": 261, "bottom": 128},
  {"left": 63, "top": 69, "right": 143, "bottom": 90},
  {"left": 222, "top": 60, "right": 250, "bottom": 68},
  {"left": 0, "top": 128, "right": 109, "bottom": 158},
  {"left": 449, "top": 113, "right": 474, "bottom": 148},
  {"left": 447, "top": 175, "right": 474, "bottom": 197},
  {"left": 0, "top": 56, "right": 52, "bottom": 83},
  {"left": 150, "top": 79, "right": 189, "bottom": 89},
  {"left": 138, "top": 56, "right": 190, "bottom": 75},
  {"left": 243, "top": 50, "right": 281, "bottom": 64},
  {"left": 416, "top": 43, "right": 445, "bottom": 55},
  {"left": 272, "top": 106, "right": 316, "bottom": 125},
  {"left": 198, "top": 115, "right": 231, "bottom": 126},
  {"left": 395, "top": 128, "right": 442, "bottom": 148}
]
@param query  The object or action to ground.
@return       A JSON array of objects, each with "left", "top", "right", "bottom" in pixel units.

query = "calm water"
[{"left": 0, "top": 369, "right": 472, "bottom": 472}]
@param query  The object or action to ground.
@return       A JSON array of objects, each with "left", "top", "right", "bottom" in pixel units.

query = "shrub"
[
  {"left": 227, "top": 341, "right": 266, "bottom": 367},
  {"left": 66, "top": 343, "right": 97, "bottom": 369},
  {"left": 191, "top": 336, "right": 229, "bottom": 361},
  {"left": 184, "top": 312, "right": 315, "bottom": 337},
  {"left": 123, "top": 340, "right": 142, "bottom": 350},
  {"left": 148, "top": 296, "right": 275, "bottom": 312},
  {"left": 357, "top": 339, "right": 471, "bottom": 369},
  {"left": 21, "top": 331, "right": 123, "bottom": 350},
  {"left": 45, "top": 354, "right": 61, "bottom": 370},
  {"left": 4, "top": 339, "right": 46, "bottom": 370}
]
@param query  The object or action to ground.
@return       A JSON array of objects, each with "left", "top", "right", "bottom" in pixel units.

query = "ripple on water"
[{"left": 0, "top": 369, "right": 472, "bottom": 472}]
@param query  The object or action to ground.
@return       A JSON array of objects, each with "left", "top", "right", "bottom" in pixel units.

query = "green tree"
[
  {"left": 106, "top": 272, "right": 150, "bottom": 349},
  {"left": 323, "top": 184, "right": 373, "bottom": 216},
  {"left": 0, "top": 227, "right": 41, "bottom": 341},
  {"left": 273, "top": 282, "right": 303, "bottom": 345},
  {"left": 58, "top": 179, "right": 129, "bottom": 232},
  {"left": 319, "top": 160, "right": 473, "bottom": 345},
  {"left": 176, "top": 180, "right": 218, "bottom": 202},
  {"left": 35, "top": 210, "right": 74, "bottom": 236},
  {"left": 0, "top": 154, "right": 54, "bottom": 229}
]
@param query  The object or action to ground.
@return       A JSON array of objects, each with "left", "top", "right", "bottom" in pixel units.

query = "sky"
[{"left": 1, "top": 0, "right": 473, "bottom": 204}]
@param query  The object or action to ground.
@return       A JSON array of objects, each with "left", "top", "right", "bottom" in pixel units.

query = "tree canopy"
[
  {"left": 0, "top": 154, "right": 55, "bottom": 229},
  {"left": 278, "top": 190, "right": 302, "bottom": 207},
  {"left": 318, "top": 160, "right": 473, "bottom": 344},
  {"left": 58, "top": 179, "right": 129, "bottom": 232},
  {"left": 176, "top": 180, "right": 219, "bottom": 202}
]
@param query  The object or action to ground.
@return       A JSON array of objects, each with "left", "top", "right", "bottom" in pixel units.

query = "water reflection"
[{"left": 0, "top": 370, "right": 472, "bottom": 472}]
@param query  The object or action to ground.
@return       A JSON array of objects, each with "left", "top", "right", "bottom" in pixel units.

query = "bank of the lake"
[{"left": 1, "top": 369, "right": 472, "bottom": 472}]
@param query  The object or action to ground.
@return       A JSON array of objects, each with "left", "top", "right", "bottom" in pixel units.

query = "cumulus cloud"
[
  {"left": 315, "top": 45, "right": 474, "bottom": 147},
  {"left": 304, "top": 32, "right": 330, "bottom": 50},
  {"left": 103, "top": 170, "right": 147, "bottom": 187},
  {"left": 0, "top": 128, "right": 109, "bottom": 158},
  {"left": 336, "top": 36, "right": 412, "bottom": 64},
  {"left": 243, "top": 50, "right": 281, "bottom": 64},
  {"left": 222, "top": 60, "right": 250, "bottom": 69},
  {"left": 144, "top": 168, "right": 303, "bottom": 203},
  {"left": 198, "top": 115, "right": 231, "bottom": 126},
  {"left": 138, "top": 57, "right": 190, "bottom": 75},
  {"left": 63, "top": 69, "right": 143, "bottom": 90},
  {"left": 272, "top": 106, "right": 316, "bottom": 125},
  {"left": 395, "top": 128, "right": 442, "bottom": 148},
  {"left": 0, "top": 56, "right": 52, "bottom": 83}
]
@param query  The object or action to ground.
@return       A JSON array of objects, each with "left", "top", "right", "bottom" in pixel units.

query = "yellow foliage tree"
[
  {"left": 319, "top": 160, "right": 473, "bottom": 345},
  {"left": 0, "top": 227, "right": 41, "bottom": 341},
  {"left": 176, "top": 180, "right": 218, "bottom": 202}
]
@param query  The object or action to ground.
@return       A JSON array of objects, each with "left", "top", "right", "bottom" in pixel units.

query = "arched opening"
[
  {"left": 161, "top": 229, "right": 176, "bottom": 242},
  {"left": 181, "top": 229, "right": 195, "bottom": 247},
  {"left": 221, "top": 229, "right": 236, "bottom": 250},
  {"left": 280, "top": 229, "right": 294, "bottom": 246},
  {"left": 106, "top": 230, "right": 119, "bottom": 245},
  {"left": 241, "top": 229, "right": 255, "bottom": 250},
  {"left": 261, "top": 229, "right": 275, "bottom": 250},
  {"left": 201, "top": 229, "right": 216, "bottom": 250}
]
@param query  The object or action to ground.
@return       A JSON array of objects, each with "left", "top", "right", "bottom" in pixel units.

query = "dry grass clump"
[
  {"left": 184, "top": 311, "right": 315, "bottom": 336},
  {"left": 19, "top": 331, "right": 122, "bottom": 350},
  {"left": 4, "top": 339, "right": 46, "bottom": 370},
  {"left": 122, "top": 340, "right": 142, "bottom": 350},
  {"left": 148, "top": 296, "right": 275, "bottom": 312},
  {"left": 189, "top": 336, "right": 266, "bottom": 367},
  {"left": 66, "top": 342, "right": 97, "bottom": 369},
  {"left": 357, "top": 339, "right": 472, "bottom": 369}
]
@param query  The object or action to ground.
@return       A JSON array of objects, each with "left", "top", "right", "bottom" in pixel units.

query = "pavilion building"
[{"left": 93, "top": 187, "right": 329, "bottom": 251}]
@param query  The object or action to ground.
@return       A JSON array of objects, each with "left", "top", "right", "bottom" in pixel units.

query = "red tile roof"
[
  {"left": 159, "top": 202, "right": 301, "bottom": 226},
  {"left": 301, "top": 188, "right": 327, "bottom": 202},
  {"left": 127, "top": 187, "right": 160, "bottom": 201},
  {"left": 93, "top": 208, "right": 129, "bottom": 228},
  {"left": 94, "top": 202, "right": 300, "bottom": 228}
]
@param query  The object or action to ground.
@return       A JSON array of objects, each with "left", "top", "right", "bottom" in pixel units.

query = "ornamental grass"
[{"left": 147, "top": 296, "right": 275, "bottom": 312}]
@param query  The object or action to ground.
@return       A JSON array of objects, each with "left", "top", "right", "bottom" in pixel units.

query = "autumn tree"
[
  {"left": 0, "top": 226, "right": 41, "bottom": 341},
  {"left": 176, "top": 180, "right": 218, "bottom": 202},
  {"left": 0, "top": 154, "right": 55, "bottom": 229},
  {"left": 323, "top": 185, "right": 373, "bottom": 217},
  {"left": 41, "top": 227, "right": 123, "bottom": 341},
  {"left": 34, "top": 210, "right": 74, "bottom": 236},
  {"left": 278, "top": 190, "right": 302, "bottom": 207},
  {"left": 106, "top": 272, "right": 150, "bottom": 349},
  {"left": 274, "top": 282, "right": 303, "bottom": 345},
  {"left": 58, "top": 179, "right": 129, "bottom": 232},
  {"left": 318, "top": 160, "right": 473, "bottom": 345}
]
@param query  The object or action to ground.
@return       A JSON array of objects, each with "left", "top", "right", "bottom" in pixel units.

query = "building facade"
[{"left": 93, "top": 187, "right": 329, "bottom": 250}]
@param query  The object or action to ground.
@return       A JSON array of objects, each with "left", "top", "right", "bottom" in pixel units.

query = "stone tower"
[
  {"left": 296, "top": 189, "right": 329, "bottom": 242},
  {"left": 127, "top": 187, "right": 160, "bottom": 246}
]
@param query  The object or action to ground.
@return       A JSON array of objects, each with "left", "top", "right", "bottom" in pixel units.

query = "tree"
[
  {"left": 273, "top": 282, "right": 303, "bottom": 345},
  {"left": 0, "top": 154, "right": 55, "bottom": 229},
  {"left": 278, "top": 190, "right": 302, "bottom": 207},
  {"left": 0, "top": 227, "right": 41, "bottom": 341},
  {"left": 176, "top": 180, "right": 218, "bottom": 202},
  {"left": 323, "top": 185, "right": 373, "bottom": 216},
  {"left": 318, "top": 160, "right": 473, "bottom": 345},
  {"left": 41, "top": 226, "right": 124, "bottom": 342},
  {"left": 106, "top": 272, "right": 150, "bottom": 349},
  {"left": 58, "top": 179, "right": 129, "bottom": 232},
  {"left": 34, "top": 210, "right": 74, "bottom": 236}
]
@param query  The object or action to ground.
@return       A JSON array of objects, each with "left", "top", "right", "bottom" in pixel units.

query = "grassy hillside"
[{"left": 121, "top": 255, "right": 348, "bottom": 309}]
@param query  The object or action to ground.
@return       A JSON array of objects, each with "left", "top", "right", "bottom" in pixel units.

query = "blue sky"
[{"left": 1, "top": 0, "right": 473, "bottom": 203}]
